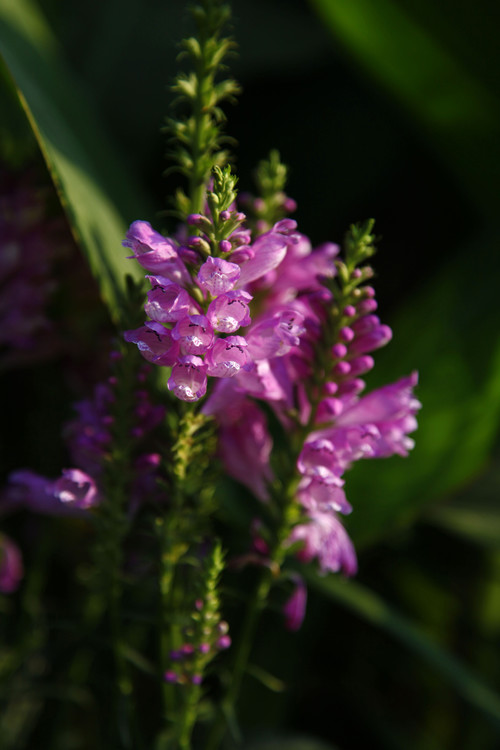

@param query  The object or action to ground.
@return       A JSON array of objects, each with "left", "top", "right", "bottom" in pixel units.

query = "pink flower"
[
  {"left": 246, "top": 309, "right": 305, "bottom": 360},
  {"left": 205, "top": 336, "right": 249, "bottom": 377},
  {"left": 2, "top": 469, "right": 98, "bottom": 516},
  {"left": 172, "top": 315, "right": 214, "bottom": 356},
  {"left": 207, "top": 290, "right": 252, "bottom": 332},
  {"left": 124, "top": 322, "right": 180, "bottom": 366},
  {"left": 283, "top": 576, "right": 307, "bottom": 631},
  {"left": 297, "top": 475, "right": 352, "bottom": 515},
  {"left": 168, "top": 356, "right": 207, "bottom": 402},
  {"left": 197, "top": 256, "right": 241, "bottom": 295},
  {"left": 53, "top": 469, "right": 98, "bottom": 509},
  {"left": 290, "top": 511, "right": 357, "bottom": 576},
  {"left": 235, "top": 230, "right": 288, "bottom": 287},
  {"left": 144, "top": 275, "right": 193, "bottom": 322},
  {"left": 332, "top": 372, "right": 421, "bottom": 458},
  {"left": 124, "top": 221, "right": 190, "bottom": 284},
  {"left": 204, "top": 383, "right": 273, "bottom": 500}
]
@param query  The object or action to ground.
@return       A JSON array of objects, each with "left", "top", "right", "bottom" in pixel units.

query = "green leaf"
[
  {"left": 0, "top": 0, "right": 149, "bottom": 320},
  {"left": 306, "top": 570, "right": 500, "bottom": 730},
  {"left": 427, "top": 459, "right": 500, "bottom": 548},
  {"left": 309, "top": 0, "right": 500, "bottom": 219},
  {"left": 246, "top": 663, "right": 286, "bottom": 693}
]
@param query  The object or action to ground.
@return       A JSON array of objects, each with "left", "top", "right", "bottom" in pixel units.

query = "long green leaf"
[
  {"left": 0, "top": 0, "right": 149, "bottom": 319},
  {"left": 428, "top": 460, "right": 500, "bottom": 548},
  {"left": 307, "top": 570, "right": 500, "bottom": 730},
  {"left": 309, "top": 0, "right": 500, "bottom": 220}
]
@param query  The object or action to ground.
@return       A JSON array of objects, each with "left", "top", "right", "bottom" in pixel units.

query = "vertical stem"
[{"left": 206, "top": 563, "right": 278, "bottom": 750}]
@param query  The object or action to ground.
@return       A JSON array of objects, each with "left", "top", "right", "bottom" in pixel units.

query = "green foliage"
[{"left": 308, "top": 0, "right": 500, "bottom": 220}]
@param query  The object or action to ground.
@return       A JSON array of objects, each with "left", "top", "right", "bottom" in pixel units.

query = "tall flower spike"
[
  {"left": 167, "top": 0, "right": 241, "bottom": 217},
  {"left": 243, "top": 150, "right": 297, "bottom": 233}
]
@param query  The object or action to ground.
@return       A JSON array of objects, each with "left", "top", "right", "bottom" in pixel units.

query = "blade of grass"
[
  {"left": 309, "top": 0, "right": 500, "bottom": 220},
  {"left": 0, "top": 0, "right": 150, "bottom": 320}
]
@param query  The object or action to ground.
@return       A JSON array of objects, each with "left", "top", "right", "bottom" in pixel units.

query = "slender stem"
[
  {"left": 205, "top": 562, "right": 277, "bottom": 750},
  {"left": 188, "top": 55, "right": 206, "bottom": 216}
]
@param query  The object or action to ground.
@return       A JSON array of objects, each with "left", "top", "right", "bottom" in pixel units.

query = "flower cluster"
[
  {"left": 2, "top": 352, "right": 165, "bottom": 519},
  {"left": 123, "top": 218, "right": 293, "bottom": 401},
  {"left": 124, "top": 172, "right": 421, "bottom": 579}
]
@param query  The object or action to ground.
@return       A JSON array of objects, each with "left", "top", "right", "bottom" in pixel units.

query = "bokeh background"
[{"left": 1, "top": 0, "right": 500, "bottom": 748}]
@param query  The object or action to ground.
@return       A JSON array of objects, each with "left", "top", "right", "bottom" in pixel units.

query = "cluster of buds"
[
  {"left": 164, "top": 544, "right": 230, "bottom": 686},
  {"left": 164, "top": 614, "right": 231, "bottom": 686}
]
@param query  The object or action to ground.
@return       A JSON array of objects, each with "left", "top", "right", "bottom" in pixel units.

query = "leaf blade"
[{"left": 0, "top": 0, "right": 149, "bottom": 319}]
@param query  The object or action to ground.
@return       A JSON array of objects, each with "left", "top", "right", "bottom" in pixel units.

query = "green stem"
[
  {"left": 178, "top": 683, "right": 202, "bottom": 750},
  {"left": 206, "top": 568, "right": 273, "bottom": 750},
  {"left": 188, "top": 58, "right": 206, "bottom": 216}
]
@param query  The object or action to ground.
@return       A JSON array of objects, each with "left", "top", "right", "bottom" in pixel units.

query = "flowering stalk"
[
  {"left": 161, "top": 542, "right": 229, "bottom": 749},
  {"left": 242, "top": 150, "right": 297, "bottom": 234},
  {"left": 157, "top": 405, "right": 218, "bottom": 738},
  {"left": 167, "top": 0, "right": 240, "bottom": 217},
  {"left": 206, "top": 217, "right": 419, "bottom": 746}
]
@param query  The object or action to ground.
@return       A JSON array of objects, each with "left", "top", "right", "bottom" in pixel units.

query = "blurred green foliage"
[{"left": 1, "top": 0, "right": 500, "bottom": 747}]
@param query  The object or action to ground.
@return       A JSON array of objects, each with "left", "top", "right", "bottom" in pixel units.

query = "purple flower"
[
  {"left": 246, "top": 309, "right": 305, "bottom": 360},
  {"left": 172, "top": 315, "right": 214, "bottom": 356},
  {"left": 168, "top": 356, "right": 207, "bottom": 401},
  {"left": 197, "top": 256, "right": 241, "bottom": 295},
  {"left": 332, "top": 372, "right": 421, "bottom": 458},
  {"left": 297, "top": 438, "right": 341, "bottom": 480},
  {"left": 2, "top": 469, "right": 96, "bottom": 516},
  {"left": 235, "top": 230, "right": 288, "bottom": 287},
  {"left": 235, "top": 358, "right": 289, "bottom": 402},
  {"left": 205, "top": 336, "right": 249, "bottom": 377},
  {"left": 348, "top": 324, "right": 393, "bottom": 356},
  {"left": 290, "top": 511, "right": 357, "bottom": 576},
  {"left": 207, "top": 290, "right": 252, "bottom": 333},
  {"left": 123, "top": 220, "right": 190, "bottom": 284},
  {"left": 144, "top": 275, "right": 193, "bottom": 322},
  {"left": 283, "top": 577, "right": 307, "bottom": 631},
  {"left": 0, "top": 534, "right": 23, "bottom": 593},
  {"left": 204, "top": 384, "right": 273, "bottom": 499},
  {"left": 124, "top": 322, "right": 180, "bottom": 365},
  {"left": 53, "top": 469, "right": 98, "bottom": 509},
  {"left": 297, "top": 475, "right": 352, "bottom": 515}
]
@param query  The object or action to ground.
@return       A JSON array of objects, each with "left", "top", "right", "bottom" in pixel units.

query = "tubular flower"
[
  {"left": 2, "top": 353, "right": 166, "bottom": 518},
  {"left": 124, "top": 188, "right": 420, "bottom": 590}
]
